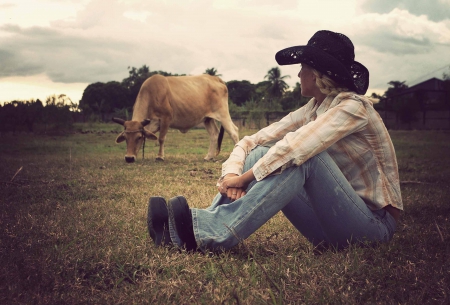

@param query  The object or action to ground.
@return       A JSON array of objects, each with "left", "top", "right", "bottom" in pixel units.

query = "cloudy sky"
[{"left": 1, "top": 0, "right": 450, "bottom": 104}]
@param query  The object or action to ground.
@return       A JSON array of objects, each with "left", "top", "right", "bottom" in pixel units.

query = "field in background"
[{"left": 1, "top": 126, "right": 449, "bottom": 304}]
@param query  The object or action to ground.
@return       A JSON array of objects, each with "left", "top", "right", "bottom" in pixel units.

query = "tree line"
[
  {"left": 1, "top": 65, "right": 449, "bottom": 133},
  {"left": 77, "top": 65, "right": 311, "bottom": 123},
  {"left": 0, "top": 94, "right": 77, "bottom": 134}
]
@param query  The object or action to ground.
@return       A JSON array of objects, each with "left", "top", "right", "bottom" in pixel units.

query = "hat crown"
[
  {"left": 275, "top": 30, "right": 369, "bottom": 94},
  {"left": 307, "top": 30, "right": 355, "bottom": 68}
]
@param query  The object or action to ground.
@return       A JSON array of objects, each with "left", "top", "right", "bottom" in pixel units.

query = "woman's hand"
[
  {"left": 217, "top": 170, "right": 255, "bottom": 201},
  {"left": 222, "top": 175, "right": 247, "bottom": 201},
  {"left": 218, "top": 174, "right": 244, "bottom": 201}
]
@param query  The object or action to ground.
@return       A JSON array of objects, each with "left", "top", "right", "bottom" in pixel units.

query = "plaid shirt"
[{"left": 222, "top": 92, "right": 403, "bottom": 211}]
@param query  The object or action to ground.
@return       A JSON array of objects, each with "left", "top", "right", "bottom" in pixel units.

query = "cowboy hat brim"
[{"left": 275, "top": 45, "right": 369, "bottom": 95}]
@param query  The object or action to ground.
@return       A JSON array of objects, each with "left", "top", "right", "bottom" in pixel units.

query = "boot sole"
[
  {"left": 147, "top": 197, "right": 169, "bottom": 246},
  {"left": 168, "top": 196, "right": 197, "bottom": 251}
]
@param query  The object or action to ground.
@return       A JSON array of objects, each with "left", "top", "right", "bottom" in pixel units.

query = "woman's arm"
[
  {"left": 220, "top": 104, "right": 311, "bottom": 179},
  {"left": 251, "top": 98, "right": 368, "bottom": 181}
]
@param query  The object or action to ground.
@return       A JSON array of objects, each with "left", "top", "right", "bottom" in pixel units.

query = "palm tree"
[
  {"left": 384, "top": 81, "right": 408, "bottom": 98},
  {"left": 264, "top": 67, "right": 290, "bottom": 98},
  {"left": 204, "top": 67, "right": 222, "bottom": 77}
]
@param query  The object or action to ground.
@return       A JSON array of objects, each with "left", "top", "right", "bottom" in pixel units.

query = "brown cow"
[{"left": 113, "top": 74, "right": 239, "bottom": 163}]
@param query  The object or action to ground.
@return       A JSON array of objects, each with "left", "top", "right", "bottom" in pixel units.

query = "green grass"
[{"left": 1, "top": 126, "right": 449, "bottom": 304}]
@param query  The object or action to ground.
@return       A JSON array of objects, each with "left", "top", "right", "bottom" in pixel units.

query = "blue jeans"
[{"left": 170, "top": 146, "right": 396, "bottom": 251}]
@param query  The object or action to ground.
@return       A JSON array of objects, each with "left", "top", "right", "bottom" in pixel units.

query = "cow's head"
[{"left": 112, "top": 117, "right": 158, "bottom": 163}]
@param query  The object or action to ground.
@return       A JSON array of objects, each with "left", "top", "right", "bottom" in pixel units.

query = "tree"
[
  {"left": 23, "top": 99, "right": 44, "bottom": 132},
  {"left": 44, "top": 94, "right": 74, "bottom": 130},
  {"left": 384, "top": 81, "right": 408, "bottom": 98},
  {"left": 79, "top": 82, "right": 130, "bottom": 121},
  {"left": 121, "top": 65, "right": 154, "bottom": 104},
  {"left": 3, "top": 101, "right": 22, "bottom": 133},
  {"left": 383, "top": 81, "right": 417, "bottom": 127},
  {"left": 227, "top": 80, "right": 255, "bottom": 106},
  {"left": 79, "top": 82, "right": 107, "bottom": 120},
  {"left": 280, "top": 82, "right": 309, "bottom": 111},
  {"left": 253, "top": 80, "right": 271, "bottom": 104},
  {"left": 443, "top": 71, "right": 450, "bottom": 110},
  {"left": 45, "top": 94, "right": 73, "bottom": 107},
  {"left": 370, "top": 92, "right": 384, "bottom": 110},
  {"left": 264, "top": 67, "right": 290, "bottom": 98},
  {"left": 204, "top": 67, "right": 222, "bottom": 77}
]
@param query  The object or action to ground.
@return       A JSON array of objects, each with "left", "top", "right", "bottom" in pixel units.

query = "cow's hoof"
[{"left": 155, "top": 157, "right": 164, "bottom": 162}]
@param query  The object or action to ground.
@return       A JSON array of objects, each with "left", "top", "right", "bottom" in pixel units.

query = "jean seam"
[{"left": 192, "top": 209, "right": 199, "bottom": 245}]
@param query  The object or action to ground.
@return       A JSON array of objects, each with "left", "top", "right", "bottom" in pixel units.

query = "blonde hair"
[
  {"left": 311, "top": 69, "right": 348, "bottom": 96},
  {"left": 311, "top": 68, "right": 379, "bottom": 103}
]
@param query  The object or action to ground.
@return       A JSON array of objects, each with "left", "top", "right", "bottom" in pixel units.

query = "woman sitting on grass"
[{"left": 147, "top": 30, "right": 403, "bottom": 253}]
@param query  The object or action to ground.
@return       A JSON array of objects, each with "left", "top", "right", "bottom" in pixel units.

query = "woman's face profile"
[{"left": 298, "top": 64, "right": 316, "bottom": 98}]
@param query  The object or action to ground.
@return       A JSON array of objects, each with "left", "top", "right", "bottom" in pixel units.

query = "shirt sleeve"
[
  {"left": 220, "top": 104, "right": 310, "bottom": 178},
  {"left": 252, "top": 98, "right": 369, "bottom": 181}
]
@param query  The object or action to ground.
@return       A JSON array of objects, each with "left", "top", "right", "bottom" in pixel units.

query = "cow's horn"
[
  {"left": 141, "top": 119, "right": 151, "bottom": 127},
  {"left": 112, "top": 117, "right": 125, "bottom": 125}
]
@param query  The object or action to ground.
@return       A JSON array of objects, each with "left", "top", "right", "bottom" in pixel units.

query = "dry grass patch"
[{"left": 1, "top": 127, "right": 449, "bottom": 304}]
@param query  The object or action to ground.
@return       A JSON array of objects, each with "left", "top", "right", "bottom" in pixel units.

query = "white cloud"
[
  {"left": 351, "top": 8, "right": 450, "bottom": 54},
  {"left": 0, "top": 0, "right": 87, "bottom": 27},
  {"left": 344, "top": 8, "right": 450, "bottom": 90},
  {"left": 123, "top": 10, "right": 151, "bottom": 23},
  {"left": 361, "top": 0, "right": 450, "bottom": 22},
  {"left": 0, "top": 74, "right": 86, "bottom": 103},
  {"left": 0, "top": 0, "right": 449, "bottom": 103}
]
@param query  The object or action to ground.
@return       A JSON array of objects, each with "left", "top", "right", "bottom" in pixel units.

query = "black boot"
[
  {"left": 147, "top": 197, "right": 172, "bottom": 246},
  {"left": 168, "top": 196, "right": 197, "bottom": 251}
]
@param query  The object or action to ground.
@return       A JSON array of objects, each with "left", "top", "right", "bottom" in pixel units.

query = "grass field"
[{"left": 1, "top": 126, "right": 449, "bottom": 304}]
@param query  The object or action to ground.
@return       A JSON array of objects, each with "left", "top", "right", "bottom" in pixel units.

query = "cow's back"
[{"left": 165, "top": 75, "right": 228, "bottom": 129}]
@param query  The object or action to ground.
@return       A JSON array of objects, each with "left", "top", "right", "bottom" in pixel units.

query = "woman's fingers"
[
  {"left": 234, "top": 188, "right": 243, "bottom": 200},
  {"left": 218, "top": 184, "right": 227, "bottom": 196},
  {"left": 227, "top": 187, "right": 236, "bottom": 200},
  {"left": 236, "top": 190, "right": 246, "bottom": 200},
  {"left": 226, "top": 187, "right": 246, "bottom": 201}
]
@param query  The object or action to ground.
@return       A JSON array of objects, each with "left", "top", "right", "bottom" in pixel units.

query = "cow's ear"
[
  {"left": 115, "top": 132, "right": 126, "bottom": 143},
  {"left": 141, "top": 119, "right": 151, "bottom": 127},
  {"left": 143, "top": 130, "right": 157, "bottom": 140}
]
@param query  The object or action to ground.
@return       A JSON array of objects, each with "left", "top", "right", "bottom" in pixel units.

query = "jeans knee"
[
  {"left": 306, "top": 150, "right": 329, "bottom": 164},
  {"left": 244, "top": 146, "right": 270, "bottom": 171},
  {"left": 251, "top": 145, "right": 270, "bottom": 157}
]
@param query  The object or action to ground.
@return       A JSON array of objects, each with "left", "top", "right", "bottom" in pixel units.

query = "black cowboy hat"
[{"left": 275, "top": 30, "right": 369, "bottom": 95}]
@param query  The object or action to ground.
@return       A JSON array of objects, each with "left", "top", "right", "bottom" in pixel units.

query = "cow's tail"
[{"left": 217, "top": 125, "right": 225, "bottom": 156}]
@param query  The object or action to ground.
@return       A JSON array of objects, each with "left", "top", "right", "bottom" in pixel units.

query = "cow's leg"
[
  {"left": 203, "top": 118, "right": 220, "bottom": 160},
  {"left": 156, "top": 119, "right": 170, "bottom": 161},
  {"left": 217, "top": 114, "right": 239, "bottom": 144}
]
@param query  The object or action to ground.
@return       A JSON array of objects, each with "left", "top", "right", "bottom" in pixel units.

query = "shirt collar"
[
  {"left": 316, "top": 94, "right": 336, "bottom": 116},
  {"left": 315, "top": 92, "right": 358, "bottom": 116}
]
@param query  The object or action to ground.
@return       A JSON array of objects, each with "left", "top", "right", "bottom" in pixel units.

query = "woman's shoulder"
[{"left": 335, "top": 92, "right": 374, "bottom": 105}]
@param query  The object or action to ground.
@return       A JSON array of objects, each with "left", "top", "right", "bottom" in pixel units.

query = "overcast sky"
[{"left": 1, "top": 0, "right": 449, "bottom": 104}]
